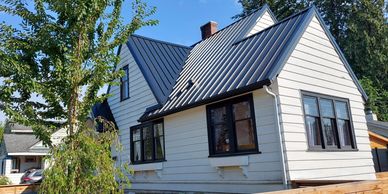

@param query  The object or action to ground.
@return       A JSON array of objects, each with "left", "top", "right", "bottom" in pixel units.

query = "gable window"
[
  {"left": 302, "top": 91, "right": 357, "bottom": 150},
  {"left": 130, "top": 120, "right": 165, "bottom": 164},
  {"left": 120, "top": 65, "right": 129, "bottom": 101},
  {"left": 206, "top": 94, "right": 259, "bottom": 157}
]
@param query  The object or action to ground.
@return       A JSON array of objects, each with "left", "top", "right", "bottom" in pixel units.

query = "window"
[
  {"left": 302, "top": 91, "right": 357, "bottom": 150},
  {"left": 130, "top": 120, "right": 165, "bottom": 164},
  {"left": 25, "top": 156, "right": 36, "bottom": 163},
  {"left": 207, "top": 94, "right": 259, "bottom": 157},
  {"left": 11, "top": 158, "right": 20, "bottom": 173},
  {"left": 120, "top": 65, "right": 129, "bottom": 101}
]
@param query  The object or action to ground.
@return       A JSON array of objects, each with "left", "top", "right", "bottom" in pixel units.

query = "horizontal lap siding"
[
  {"left": 130, "top": 90, "right": 283, "bottom": 193},
  {"left": 108, "top": 44, "right": 158, "bottom": 164},
  {"left": 277, "top": 16, "right": 375, "bottom": 180},
  {"left": 247, "top": 11, "right": 275, "bottom": 36}
]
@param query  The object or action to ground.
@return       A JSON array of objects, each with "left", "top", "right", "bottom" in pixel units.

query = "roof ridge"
[
  {"left": 190, "top": 5, "right": 271, "bottom": 47},
  {"left": 234, "top": 6, "right": 313, "bottom": 45},
  {"left": 131, "top": 34, "right": 192, "bottom": 49}
]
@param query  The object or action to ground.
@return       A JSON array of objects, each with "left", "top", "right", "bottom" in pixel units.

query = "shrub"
[{"left": 0, "top": 176, "right": 11, "bottom": 185}]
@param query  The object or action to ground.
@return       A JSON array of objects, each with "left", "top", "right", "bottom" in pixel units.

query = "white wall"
[
  {"left": 107, "top": 44, "right": 158, "bottom": 166},
  {"left": 128, "top": 90, "right": 284, "bottom": 193},
  {"left": 246, "top": 10, "right": 276, "bottom": 37},
  {"left": 276, "top": 15, "right": 376, "bottom": 180}
]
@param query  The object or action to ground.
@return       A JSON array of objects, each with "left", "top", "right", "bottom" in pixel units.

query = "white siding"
[
  {"left": 246, "top": 11, "right": 275, "bottom": 37},
  {"left": 129, "top": 90, "right": 284, "bottom": 193},
  {"left": 276, "top": 16, "right": 376, "bottom": 180},
  {"left": 107, "top": 44, "right": 158, "bottom": 165}
]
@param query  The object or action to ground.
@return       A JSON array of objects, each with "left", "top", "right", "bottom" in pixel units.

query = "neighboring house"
[
  {"left": 0, "top": 122, "right": 66, "bottom": 184},
  {"left": 94, "top": 5, "right": 376, "bottom": 193},
  {"left": 365, "top": 111, "right": 388, "bottom": 172}
]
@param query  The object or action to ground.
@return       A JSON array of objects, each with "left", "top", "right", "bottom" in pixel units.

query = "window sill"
[
  {"left": 132, "top": 162, "right": 163, "bottom": 173},
  {"left": 209, "top": 155, "right": 249, "bottom": 167},
  {"left": 208, "top": 150, "right": 260, "bottom": 158},
  {"left": 307, "top": 148, "right": 359, "bottom": 152},
  {"left": 120, "top": 97, "right": 130, "bottom": 102},
  {"left": 209, "top": 155, "right": 249, "bottom": 178}
]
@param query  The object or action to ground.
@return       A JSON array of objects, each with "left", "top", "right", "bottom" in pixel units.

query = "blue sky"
[{"left": 0, "top": 0, "right": 242, "bottom": 122}]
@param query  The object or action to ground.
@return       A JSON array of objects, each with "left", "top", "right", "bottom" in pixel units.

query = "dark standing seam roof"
[
  {"left": 118, "top": 5, "right": 367, "bottom": 122},
  {"left": 126, "top": 34, "right": 192, "bottom": 104},
  {"left": 91, "top": 99, "right": 117, "bottom": 132},
  {"left": 138, "top": 7, "right": 313, "bottom": 121}
]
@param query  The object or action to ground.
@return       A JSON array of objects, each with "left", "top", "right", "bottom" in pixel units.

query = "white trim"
[
  {"left": 209, "top": 155, "right": 248, "bottom": 167},
  {"left": 8, "top": 152, "right": 48, "bottom": 156}
]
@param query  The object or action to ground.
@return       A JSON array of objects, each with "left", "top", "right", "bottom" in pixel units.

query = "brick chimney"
[{"left": 200, "top": 21, "right": 218, "bottom": 40}]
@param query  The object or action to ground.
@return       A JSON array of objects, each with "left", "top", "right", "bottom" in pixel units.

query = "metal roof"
[
  {"left": 120, "top": 6, "right": 367, "bottom": 122},
  {"left": 126, "top": 34, "right": 192, "bottom": 104},
  {"left": 138, "top": 7, "right": 312, "bottom": 121},
  {"left": 91, "top": 99, "right": 117, "bottom": 132}
]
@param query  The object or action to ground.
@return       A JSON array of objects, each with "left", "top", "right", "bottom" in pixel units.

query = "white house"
[
  {"left": 94, "top": 5, "right": 376, "bottom": 193},
  {"left": 0, "top": 122, "right": 66, "bottom": 184}
]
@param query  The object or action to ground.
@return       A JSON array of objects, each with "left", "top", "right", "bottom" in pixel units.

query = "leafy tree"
[
  {"left": 0, "top": 0, "right": 157, "bottom": 193},
  {"left": 0, "top": 121, "right": 4, "bottom": 143},
  {"left": 234, "top": 0, "right": 388, "bottom": 120}
]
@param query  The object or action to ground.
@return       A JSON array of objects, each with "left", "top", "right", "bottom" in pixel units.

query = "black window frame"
[
  {"left": 130, "top": 120, "right": 166, "bottom": 164},
  {"left": 301, "top": 91, "right": 358, "bottom": 151},
  {"left": 120, "top": 65, "right": 130, "bottom": 101},
  {"left": 206, "top": 94, "right": 260, "bottom": 157}
]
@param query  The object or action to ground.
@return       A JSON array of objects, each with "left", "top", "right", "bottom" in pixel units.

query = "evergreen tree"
[
  {"left": 233, "top": 0, "right": 306, "bottom": 20},
  {"left": 344, "top": 0, "right": 388, "bottom": 120},
  {"left": 234, "top": 0, "right": 388, "bottom": 121}
]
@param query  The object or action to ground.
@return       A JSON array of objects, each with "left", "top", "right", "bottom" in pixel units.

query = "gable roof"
[
  {"left": 91, "top": 99, "right": 117, "bottom": 132},
  {"left": 123, "top": 6, "right": 367, "bottom": 122},
  {"left": 126, "top": 34, "right": 192, "bottom": 104},
  {"left": 368, "top": 120, "right": 388, "bottom": 138},
  {"left": 3, "top": 134, "right": 45, "bottom": 154}
]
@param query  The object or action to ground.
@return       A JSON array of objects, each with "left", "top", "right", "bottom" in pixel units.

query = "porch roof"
[{"left": 3, "top": 134, "right": 48, "bottom": 155}]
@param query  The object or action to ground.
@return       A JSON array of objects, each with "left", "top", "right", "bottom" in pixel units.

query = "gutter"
[{"left": 263, "top": 85, "right": 289, "bottom": 189}]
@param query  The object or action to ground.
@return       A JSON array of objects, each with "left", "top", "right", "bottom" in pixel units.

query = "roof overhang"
[{"left": 8, "top": 152, "right": 48, "bottom": 156}]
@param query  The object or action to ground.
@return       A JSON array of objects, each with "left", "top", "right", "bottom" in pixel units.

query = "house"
[
  {"left": 0, "top": 122, "right": 66, "bottom": 184},
  {"left": 365, "top": 111, "right": 388, "bottom": 172},
  {"left": 96, "top": 5, "right": 376, "bottom": 193}
]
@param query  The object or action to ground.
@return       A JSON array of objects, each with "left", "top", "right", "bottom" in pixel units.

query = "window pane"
[
  {"left": 142, "top": 126, "right": 152, "bottom": 139},
  {"left": 133, "top": 141, "right": 141, "bottom": 162},
  {"left": 303, "top": 96, "right": 319, "bottom": 116},
  {"left": 154, "top": 123, "right": 163, "bottom": 136},
  {"left": 319, "top": 99, "right": 334, "bottom": 118},
  {"left": 233, "top": 101, "right": 251, "bottom": 120},
  {"left": 121, "top": 81, "right": 129, "bottom": 99},
  {"left": 306, "top": 116, "right": 321, "bottom": 146},
  {"left": 213, "top": 124, "right": 230, "bottom": 153},
  {"left": 335, "top": 101, "right": 349, "bottom": 119},
  {"left": 133, "top": 128, "right": 140, "bottom": 141},
  {"left": 210, "top": 106, "right": 227, "bottom": 124},
  {"left": 235, "top": 119, "right": 255, "bottom": 151},
  {"left": 155, "top": 136, "right": 164, "bottom": 160},
  {"left": 143, "top": 138, "right": 153, "bottom": 161},
  {"left": 322, "top": 118, "right": 338, "bottom": 147},
  {"left": 338, "top": 119, "right": 352, "bottom": 146}
]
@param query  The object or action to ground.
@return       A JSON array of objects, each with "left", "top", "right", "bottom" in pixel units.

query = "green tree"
[
  {"left": 0, "top": 121, "right": 4, "bottom": 143},
  {"left": 0, "top": 0, "right": 157, "bottom": 193},
  {"left": 234, "top": 0, "right": 388, "bottom": 120},
  {"left": 233, "top": 0, "right": 306, "bottom": 20},
  {"left": 344, "top": 0, "right": 388, "bottom": 120}
]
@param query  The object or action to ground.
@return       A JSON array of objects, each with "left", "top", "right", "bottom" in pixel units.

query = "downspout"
[{"left": 263, "top": 85, "right": 289, "bottom": 189}]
